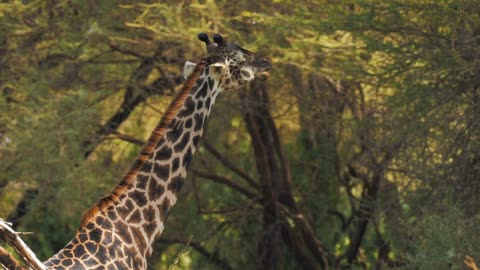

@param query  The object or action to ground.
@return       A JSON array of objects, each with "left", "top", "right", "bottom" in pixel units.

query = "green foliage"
[
  {"left": 1, "top": 0, "right": 479, "bottom": 269},
  {"left": 399, "top": 207, "right": 480, "bottom": 270}
]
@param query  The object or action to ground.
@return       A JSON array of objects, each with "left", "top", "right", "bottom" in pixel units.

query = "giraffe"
[{"left": 42, "top": 33, "right": 271, "bottom": 270}]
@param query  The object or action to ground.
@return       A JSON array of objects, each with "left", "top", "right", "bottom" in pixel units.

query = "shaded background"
[{"left": 0, "top": 1, "right": 479, "bottom": 269}]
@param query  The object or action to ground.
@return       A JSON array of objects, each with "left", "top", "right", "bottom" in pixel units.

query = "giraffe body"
[{"left": 43, "top": 33, "right": 270, "bottom": 270}]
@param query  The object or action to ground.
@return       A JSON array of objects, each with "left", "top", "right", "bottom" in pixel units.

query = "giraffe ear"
[
  {"left": 183, "top": 61, "right": 197, "bottom": 79},
  {"left": 210, "top": 62, "right": 226, "bottom": 80}
]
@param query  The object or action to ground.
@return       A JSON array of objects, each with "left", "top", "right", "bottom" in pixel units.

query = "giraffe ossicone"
[{"left": 42, "top": 32, "right": 270, "bottom": 270}]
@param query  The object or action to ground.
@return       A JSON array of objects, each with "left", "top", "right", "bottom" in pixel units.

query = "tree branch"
[
  {"left": 159, "top": 237, "right": 233, "bottom": 270},
  {"left": 0, "top": 245, "right": 24, "bottom": 270},
  {"left": 192, "top": 169, "right": 259, "bottom": 200},
  {"left": 280, "top": 221, "right": 323, "bottom": 270},
  {"left": 101, "top": 128, "right": 145, "bottom": 146},
  {"left": 343, "top": 144, "right": 401, "bottom": 265},
  {"left": 191, "top": 176, "right": 259, "bottom": 216},
  {"left": 202, "top": 141, "right": 260, "bottom": 191},
  {"left": 0, "top": 219, "right": 45, "bottom": 270},
  {"left": 107, "top": 41, "right": 148, "bottom": 59},
  {"left": 277, "top": 203, "right": 330, "bottom": 268},
  {"left": 465, "top": 256, "right": 479, "bottom": 270}
]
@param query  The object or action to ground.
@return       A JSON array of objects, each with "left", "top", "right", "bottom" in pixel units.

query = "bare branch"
[
  {"left": 202, "top": 141, "right": 260, "bottom": 191},
  {"left": 276, "top": 203, "right": 330, "bottom": 268},
  {"left": 159, "top": 237, "right": 233, "bottom": 270},
  {"left": 101, "top": 128, "right": 145, "bottom": 146},
  {"left": 197, "top": 207, "right": 251, "bottom": 215},
  {"left": 191, "top": 176, "right": 259, "bottom": 216},
  {"left": 0, "top": 245, "right": 24, "bottom": 270},
  {"left": 465, "top": 256, "right": 479, "bottom": 270},
  {"left": 0, "top": 219, "right": 45, "bottom": 270},
  {"left": 192, "top": 170, "right": 259, "bottom": 200},
  {"left": 107, "top": 41, "right": 148, "bottom": 59}
]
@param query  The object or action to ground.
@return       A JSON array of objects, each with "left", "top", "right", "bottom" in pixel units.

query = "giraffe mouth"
[
  {"left": 256, "top": 71, "right": 269, "bottom": 81},
  {"left": 254, "top": 58, "right": 271, "bottom": 81}
]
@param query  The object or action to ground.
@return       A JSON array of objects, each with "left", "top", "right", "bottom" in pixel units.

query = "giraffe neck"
[
  {"left": 113, "top": 70, "right": 222, "bottom": 257},
  {"left": 44, "top": 65, "right": 224, "bottom": 270}
]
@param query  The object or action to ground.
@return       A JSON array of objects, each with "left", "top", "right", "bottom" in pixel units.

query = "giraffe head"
[{"left": 184, "top": 33, "right": 271, "bottom": 90}]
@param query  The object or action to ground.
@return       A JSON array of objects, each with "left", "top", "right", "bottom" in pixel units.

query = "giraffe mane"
[{"left": 79, "top": 61, "right": 207, "bottom": 229}]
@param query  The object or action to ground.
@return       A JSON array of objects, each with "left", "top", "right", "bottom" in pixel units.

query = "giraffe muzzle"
[{"left": 254, "top": 58, "right": 272, "bottom": 81}]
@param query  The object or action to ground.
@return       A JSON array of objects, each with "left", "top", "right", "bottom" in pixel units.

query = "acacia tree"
[{"left": 1, "top": 1, "right": 480, "bottom": 269}]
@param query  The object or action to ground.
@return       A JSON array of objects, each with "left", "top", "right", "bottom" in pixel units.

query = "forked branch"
[
  {"left": 0, "top": 219, "right": 45, "bottom": 270},
  {"left": 465, "top": 256, "right": 479, "bottom": 270}
]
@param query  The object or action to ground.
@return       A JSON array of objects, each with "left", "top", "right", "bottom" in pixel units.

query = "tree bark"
[
  {"left": 0, "top": 219, "right": 45, "bottom": 270},
  {"left": 242, "top": 84, "right": 282, "bottom": 270},
  {"left": 241, "top": 81, "right": 330, "bottom": 269}
]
